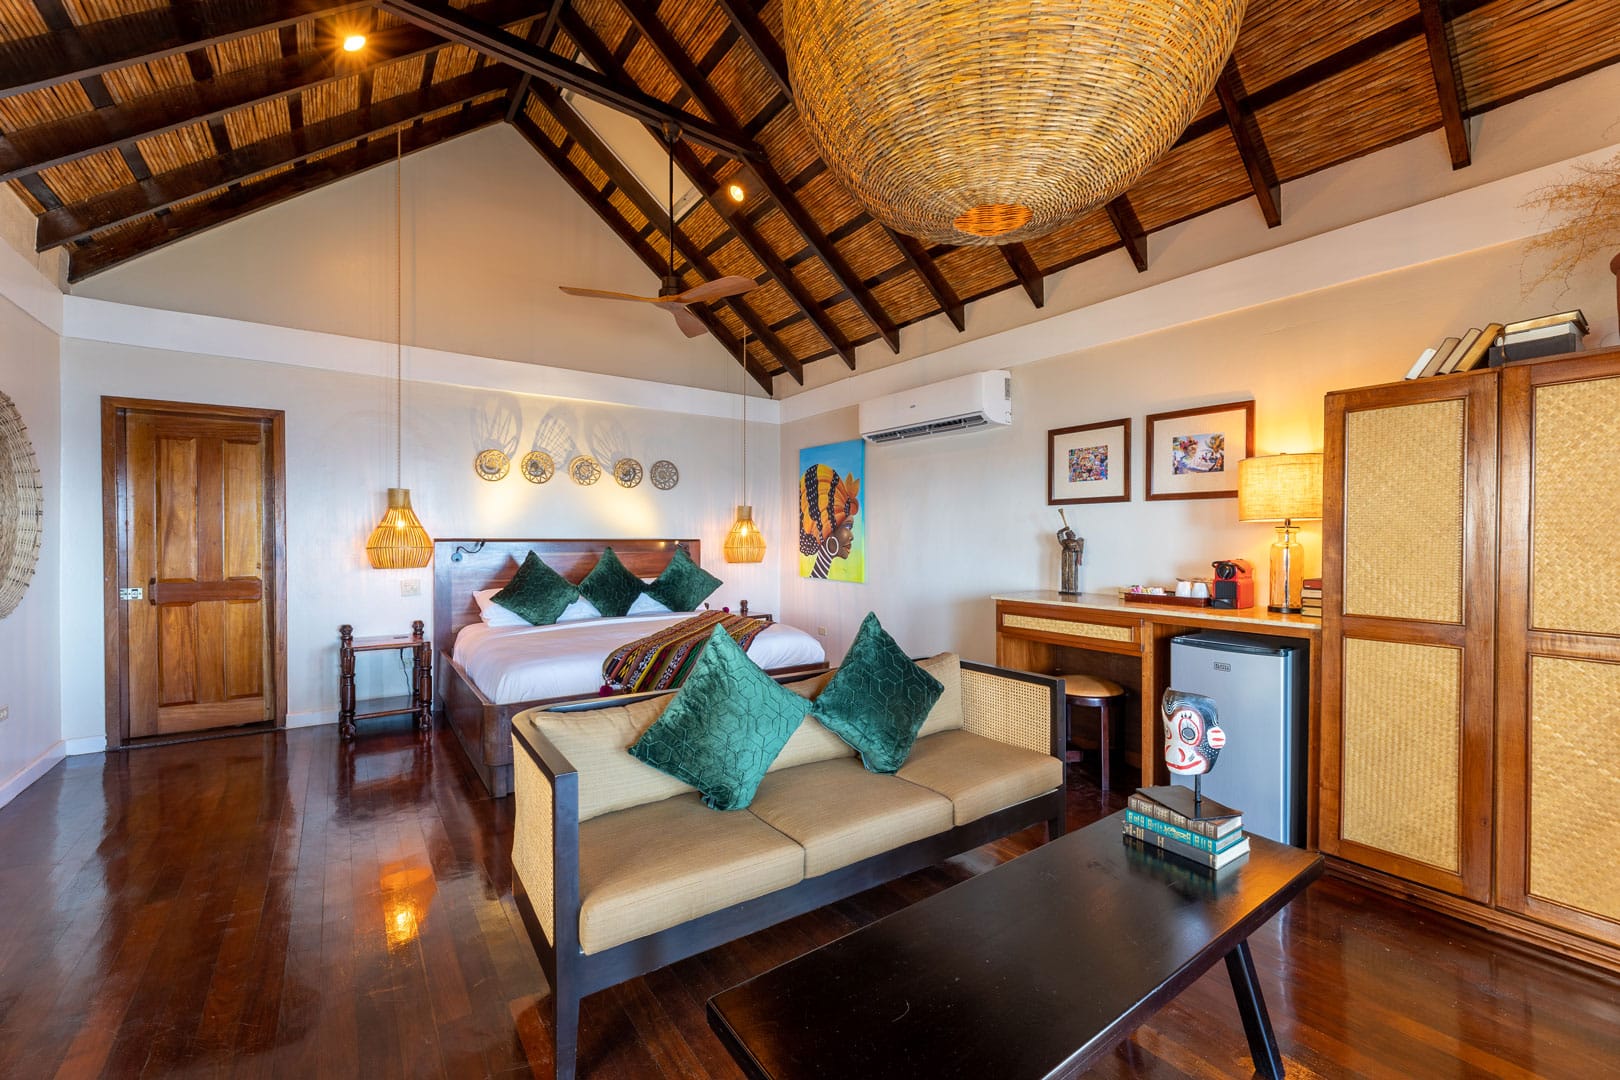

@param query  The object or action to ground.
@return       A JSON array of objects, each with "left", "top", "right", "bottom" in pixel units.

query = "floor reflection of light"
[{"left": 379, "top": 862, "right": 437, "bottom": 950}]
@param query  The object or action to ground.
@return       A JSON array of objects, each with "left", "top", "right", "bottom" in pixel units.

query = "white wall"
[
  {"left": 57, "top": 340, "right": 780, "bottom": 748},
  {"left": 0, "top": 290, "right": 63, "bottom": 805},
  {"left": 70, "top": 124, "right": 741, "bottom": 393},
  {"left": 779, "top": 234, "right": 1618, "bottom": 664}
]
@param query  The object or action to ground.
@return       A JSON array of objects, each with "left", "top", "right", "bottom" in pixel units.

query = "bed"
[{"left": 431, "top": 538, "right": 826, "bottom": 797}]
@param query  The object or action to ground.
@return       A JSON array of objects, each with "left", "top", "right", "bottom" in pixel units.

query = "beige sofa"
[{"left": 510, "top": 655, "right": 1066, "bottom": 1080}]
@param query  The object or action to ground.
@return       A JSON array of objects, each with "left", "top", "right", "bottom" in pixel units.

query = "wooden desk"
[
  {"left": 707, "top": 811, "right": 1324, "bottom": 1080},
  {"left": 994, "top": 592, "right": 1321, "bottom": 843}
]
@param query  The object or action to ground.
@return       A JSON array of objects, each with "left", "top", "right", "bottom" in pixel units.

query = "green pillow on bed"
[
  {"left": 578, "top": 547, "right": 646, "bottom": 617},
  {"left": 490, "top": 552, "right": 579, "bottom": 625},
  {"left": 810, "top": 612, "right": 943, "bottom": 774},
  {"left": 645, "top": 545, "right": 722, "bottom": 612},
  {"left": 628, "top": 625, "right": 806, "bottom": 810}
]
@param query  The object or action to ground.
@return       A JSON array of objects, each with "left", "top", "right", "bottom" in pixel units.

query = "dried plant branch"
[{"left": 1521, "top": 150, "right": 1620, "bottom": 299}]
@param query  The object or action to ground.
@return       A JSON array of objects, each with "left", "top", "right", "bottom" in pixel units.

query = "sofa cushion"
[
  {"left": 746, "top": 758, "right": 953, "bottom": 877},
  {"left": 577, "top": 546, "right": 646, "bottom": 617},
  {"left": 629, "top": 626, "right": 808, "bottom": 810},
  {"left": 915, "top": 652, "right": 964, "bottom": 738},
  {"left": 810, "top": 612, "right": 943, "bottom": 773},
  {"left": 491, "top": 551, "right": 579, "bottom": 625},
  {"left": 770, "top": 669, "right": 856, "bottom": 772},
  {"left": 897, "top": 729, "right": 1063, "bottom": 826},
  {"left": 578, "top": 792, "right": 805, "bottom": 954}
]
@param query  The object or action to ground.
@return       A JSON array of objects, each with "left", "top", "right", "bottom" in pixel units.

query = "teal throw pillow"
[
  {"left": 578, "top": 547, "right": 646, "bottom": 617},
  {"left": 490, "top": 552, "right": 579, "bottom": 625},
  {"left": 628, "top": 626, "right": 807, "bottom": 810},
  {"left": 645, "top": 545, "right": 722, "bottom": 612},
  {"left": 811, "top": 612, "right": 944, "bottom": 773}
]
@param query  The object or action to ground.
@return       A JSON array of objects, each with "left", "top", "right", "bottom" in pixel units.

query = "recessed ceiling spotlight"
[
  {"left": 726, "top": 182, "right": 746, "bottom": 203},
  {"left": 342, "top": 33, "right": 367, "bottom": 52}
]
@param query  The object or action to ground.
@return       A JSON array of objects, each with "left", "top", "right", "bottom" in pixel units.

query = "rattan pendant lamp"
[
  {"left": 723, "top": 330, "right": 767, "bottom": 563},
  {"left": 365, "top": 130, "right": 433, "bottom": 570},
  {"left": 782, "top": 0, "right": 1246, "bottom": 246}
]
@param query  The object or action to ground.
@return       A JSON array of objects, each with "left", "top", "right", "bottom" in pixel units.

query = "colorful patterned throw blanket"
[{"left": 601, "top": 610, "right": 771, "bottom": 694}]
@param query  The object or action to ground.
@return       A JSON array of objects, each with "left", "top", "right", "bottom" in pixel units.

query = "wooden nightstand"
[{"left": 338, "top": 620, "right": 432, "bottom": 740}]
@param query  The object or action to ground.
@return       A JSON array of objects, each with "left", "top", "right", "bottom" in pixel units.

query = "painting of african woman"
[{"left": 799, "top": 439, "right": 864, "bottom": 582}]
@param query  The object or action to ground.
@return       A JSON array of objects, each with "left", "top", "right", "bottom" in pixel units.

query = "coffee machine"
[{"left": 1210, "top": 559, "right": 1255, "bottom": 609}]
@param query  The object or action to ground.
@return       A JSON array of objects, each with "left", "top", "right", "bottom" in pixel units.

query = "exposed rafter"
[
  {"left": 378, "top": 0, "right": 759, "bottom": 160},
  {"left": 0, "top": 0, "right": 369, "bottom": 100},
  {"left": 1103, "top": 196, "right": 1149, "bottom": 273},
  {"left": 37, "top": 68, "right": 510, "bottom": 250},
  {"left": 1214, "top": 60, "right": 1281, "bottom": 229},
  {"left": 68, "top": 99, "right": 505, "bottom": 281},
  {"left": 613, "top": 0, "right": 901, "bottom": 356},
  {"left": 710, "top": 0, "right": 790, "bottom": 98},
  {"left": 525, "top": 82, "right": 804, "bottom": 384},
  {"left": 887, "top": 228, "right": 965, "bottom": 331},
  {"left": 1001, "top": 243, "right": 1045, "bottom": 308},
  {"left": 1419, "top": 0, "right": 1472, "bottom": 169}
]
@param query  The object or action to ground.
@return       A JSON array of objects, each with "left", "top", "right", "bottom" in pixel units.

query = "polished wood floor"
[{"left": 1, "top": 721, "right": 1617, "bottom": 1079}]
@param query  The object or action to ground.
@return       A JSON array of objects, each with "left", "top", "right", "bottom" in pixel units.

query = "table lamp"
[{"left": 1237, "top": 453, "right": 1323, "bottom": 613}]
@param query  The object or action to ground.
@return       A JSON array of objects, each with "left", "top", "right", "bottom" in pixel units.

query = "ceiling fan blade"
[
  {"left": 671, "top": 276, "right": 759, "bottom": 304},
  {"left": 558, "top": 286, "right": 660, "bottom": 303},
  {"left": 671, "top": 305, "right": 709, "bottom": 338}
]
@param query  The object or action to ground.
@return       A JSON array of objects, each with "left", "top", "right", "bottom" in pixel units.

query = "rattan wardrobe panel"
[
  {"left": 1531, "top": 376, "right": 1620, "bottom": 635},
  {"left": 1339, "top": 638, "right": 1462, "bottom": 873},
  {"left": 1342, "top": 399, "right": 1465, "bottom": 624}
]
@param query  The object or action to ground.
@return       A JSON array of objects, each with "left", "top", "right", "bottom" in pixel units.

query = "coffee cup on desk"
[
  {"left": 1191, "top": 581, "right": 1210, "bottom": 599},
  {"left": 1175, "top": 580, "right": 1194, "bottom": 598}
]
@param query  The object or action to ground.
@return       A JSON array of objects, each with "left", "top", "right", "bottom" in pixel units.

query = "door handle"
[{"left": 148, "top": 577, "right": 157, "bottom": 606}]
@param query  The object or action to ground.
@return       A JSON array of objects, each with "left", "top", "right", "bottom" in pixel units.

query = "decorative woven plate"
[
  {"left": 0, "top": 392, "right": 43, "bottom": 620},
  {"left": 650, "top": 460, "right": 679, "bottom": 490},
  {"left": 569, "top": 455, "right": 602, "bottom": 486},
  {"left": 475, "top": 448, "right": 510, "bottom": 482},
  {"left": 613, "top": 458, "right": 643, "bottom": 488},
  {"left": 520, "top": 451, "right": 555, "bottom": 484}
]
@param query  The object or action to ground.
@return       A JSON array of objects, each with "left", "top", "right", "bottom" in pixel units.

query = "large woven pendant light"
[
  {"left": 782, "top": 0, "right": 1246, "bottom": 246},
  {"left": 366, "top": 130, "right": 433, "bottom": 570},
  {"left": 723, "top": 331, "right": 767, "bottom": 564}
]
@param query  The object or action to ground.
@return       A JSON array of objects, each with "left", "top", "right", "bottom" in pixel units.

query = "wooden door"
[
  {"left": 1497, "top": 352, "right": 1620, "bottom": 944},
  {"left": 1319, "top": 372, "right": 1497, "bottom": 901},
  {"left": 105, "top": 400, "right": 286, "bottom": 744}
]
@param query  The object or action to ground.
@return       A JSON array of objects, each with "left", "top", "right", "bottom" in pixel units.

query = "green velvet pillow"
[
  {"left": 811, "top": 612, "right": 944, "bottom": 773},
  {"left": 628, "top": 626, "right": 807, "bottom": 810},
  {"left": 645, "top": 545, "right": 722, "bottom": 612},
  {"left": 578, "top": 547, "right": 646, "bottom": 618},
  {"left": 490, "top": 551, "right": 579, "bottom": 625}
]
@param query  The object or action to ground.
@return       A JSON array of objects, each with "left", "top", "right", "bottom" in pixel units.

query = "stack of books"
[
  {"left": 1488, "top": 310, "right": 1590, "bottom": 365},
  {"left": 1404, "top": 323, "right": 1505, "bottom": 379},
  {"left": 1123, "top": 785, "right": 1249, "bottom": 871},
  {"left": 1300, "top": 578, "right": 1322, "bottom": 618}
]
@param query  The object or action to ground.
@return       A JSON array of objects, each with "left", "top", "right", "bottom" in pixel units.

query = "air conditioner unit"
[{"left": 859, "top": 370, "right": 1012, "bottom": 444}]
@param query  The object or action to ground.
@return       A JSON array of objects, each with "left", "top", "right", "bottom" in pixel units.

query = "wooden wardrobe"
[{"left": 1320, "top": 346, "right": 1620, "bottom": 972}]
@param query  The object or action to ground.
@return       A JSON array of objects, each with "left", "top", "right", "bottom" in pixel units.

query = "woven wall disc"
[
  {"left": 650, "top": 460, "right": 679, "bottom": 490},
  {"left": 475, "top": 448, "right": 510, "bottom": 481},
  {"left": 613, "top": 458, "right": 643, "bottom": 488},
  {"left": 520, "top": 451, "right": 555, "bottom": 484},
  {"left": 0, "top": 392, "right": 43, "bottom": 620},
  {"left": 569, "top": 455, "right": 602, "bottom": 485},
  {"left": 782, "top": 0, "right": 1245, "bottom": 246}
]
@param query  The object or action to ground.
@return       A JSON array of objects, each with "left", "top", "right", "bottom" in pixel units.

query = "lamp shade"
[
  {"left": 366, "top": 487, "right": 433, "bottom": 569},
  {"left": 783, "top": 0, "right": 1245, "bottom": 246},
  {"left": 723, "top": 505, "right": 767, "bottom": 563},
  {"left": 1238, "top": 454, "right": 1324, "bottom": 522}
]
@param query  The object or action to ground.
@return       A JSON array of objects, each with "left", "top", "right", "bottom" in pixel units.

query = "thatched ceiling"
[{"left": 2, "top": 0, "right": 1616, "bottom": 393}]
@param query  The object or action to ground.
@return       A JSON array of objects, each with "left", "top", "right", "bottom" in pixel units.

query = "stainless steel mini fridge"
[{"left": 1169, "top": 631, "right": 1309, "bottom": 847}]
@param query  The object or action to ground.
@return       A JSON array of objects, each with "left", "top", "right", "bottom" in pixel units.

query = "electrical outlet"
[
  {"left": 400, "top": 578, "right": 421, "bottom": 597},
  {"left": 817, "top": 626, "right": 828, "bottom": 637},
  {"left": 0, "top": 704, "right": 9, "bottom": 723}
]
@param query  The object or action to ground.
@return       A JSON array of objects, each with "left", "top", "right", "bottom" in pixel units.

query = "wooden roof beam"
[
  {"left": 67, "top": 99, "right": 504, "bottom": 282},
  {"left": 710, "top": 0, "right": 791, "bottom": 98},
  {"left": 1214, "top": 60, "right": 1281, "bottom": 229},
  {"left": 616, "top": 0, "right": 900, "bottom": 356},
  {"left": 510, "top": 111, "right": 775, "bottom": 395},
  {"left": 886, "top": 227, "right": 965, "bottom": 331},
  {"left": 36, "top": 67, "right": 509, "bottom": 250},
  {"left": 527, "top": 83, "right": 804, "bottom": 384},
  {"left": 379, "top": 0, "right": 758, "bottom": 160},
  {"left": 1419, "top": 0, "right": 1472, "bottom": 169},
  {"left": 1000, "top": 243, "right": 1045, "bottom": 308},
  {"left": 0, "top": 1, "right": 538, "bottom": 185},
  {"left": 559, "top": 6, "right": 856, "bottom": 370},
  {"left": 0, "top": 0, "right": 370, "bottom": 100},
  {"left": 1103, "top": 196, "right": 1149, "bottom": 272}
]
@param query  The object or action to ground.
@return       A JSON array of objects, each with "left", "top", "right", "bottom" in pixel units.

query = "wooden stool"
[{"left": 1062, "top": 675, "right": 1128, "bottom": 791}]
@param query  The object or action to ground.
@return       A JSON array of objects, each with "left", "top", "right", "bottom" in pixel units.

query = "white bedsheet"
[{"left": 452, "top": 614, "right": 826, "bottom": 705}]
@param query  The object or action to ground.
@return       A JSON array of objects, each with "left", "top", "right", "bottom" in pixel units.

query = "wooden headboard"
[{"left": 431, "top": 538, "right": 701, "bottom": 653}]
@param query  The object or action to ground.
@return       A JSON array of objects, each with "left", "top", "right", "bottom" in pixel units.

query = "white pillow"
[
  {"left": 555, "top": 596, "right": 603, "bottom": 622},
  {"left": 626, "top": 592, "right": 672, "bottom": 616},
  {"left": 473, "top": 588, "right": 530, "bottom": 627}
]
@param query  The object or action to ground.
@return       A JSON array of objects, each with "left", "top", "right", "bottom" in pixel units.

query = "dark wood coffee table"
[{"left": 707, "top": 810, "right": 1323, "bottom": 1080}]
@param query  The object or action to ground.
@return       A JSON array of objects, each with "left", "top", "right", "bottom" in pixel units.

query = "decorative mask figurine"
[{"left": 1162, "top": 689, "right": 1224, "bottom": 777}]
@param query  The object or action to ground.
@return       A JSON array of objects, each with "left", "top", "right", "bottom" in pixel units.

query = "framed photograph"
[
  {"left": 1048, "top": 419, "right": 1130, "bottom": 504},
  {"left": 1145, "top": 400, "right": 1254, "bottom": 500}
]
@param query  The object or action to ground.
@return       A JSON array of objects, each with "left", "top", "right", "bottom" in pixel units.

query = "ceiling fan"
[{"left": 559, "top": 123, "right": 756, "bottom": 338}]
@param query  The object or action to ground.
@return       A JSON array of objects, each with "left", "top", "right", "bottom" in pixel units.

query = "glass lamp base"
[{"left": 1268, "top": 524, "right": 1304, "bottom": 614}]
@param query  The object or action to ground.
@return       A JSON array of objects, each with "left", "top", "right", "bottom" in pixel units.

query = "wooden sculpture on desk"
[
  {"left": 1056, "top": 510, "right": 1084, "bottom": 595},
  {"left": 1162, "top": 689, "right": 1226, "bottom": 816}
]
